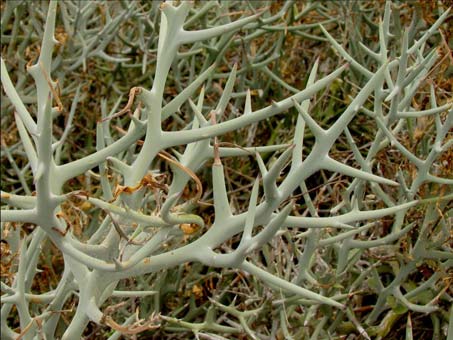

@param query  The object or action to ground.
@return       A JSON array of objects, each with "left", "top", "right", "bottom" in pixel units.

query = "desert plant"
[{"left": 1, "top": 1, "right": 452, "bottom": 339}]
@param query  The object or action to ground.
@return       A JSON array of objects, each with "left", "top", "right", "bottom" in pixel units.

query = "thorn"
[{"left": 210, "top": 111, "right": 221, "bottom": 165}]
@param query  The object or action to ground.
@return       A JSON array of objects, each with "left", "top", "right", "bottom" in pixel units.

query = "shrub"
[{"left": 1, "top": 1, "right": 452, "bottom": 339}]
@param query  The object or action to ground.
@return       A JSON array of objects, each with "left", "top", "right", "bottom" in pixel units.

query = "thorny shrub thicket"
[{"left": 1, "top": 1, "right": 452, "bottom": 339}]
